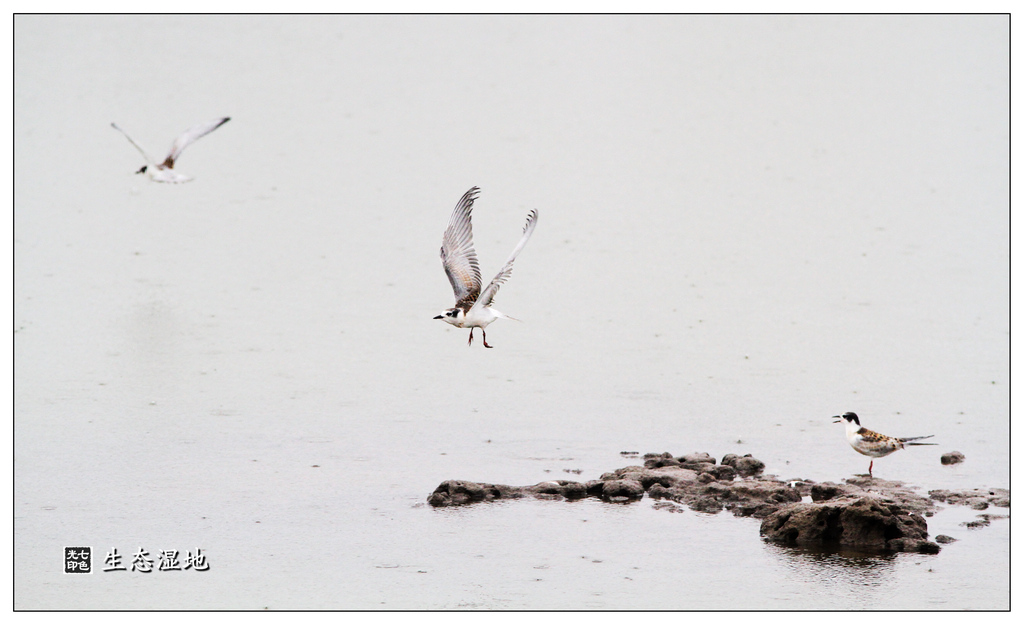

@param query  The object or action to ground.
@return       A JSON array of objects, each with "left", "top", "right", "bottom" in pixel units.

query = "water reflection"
[{"left": 764, "top": 542, "right": 899, "bottom": 589}]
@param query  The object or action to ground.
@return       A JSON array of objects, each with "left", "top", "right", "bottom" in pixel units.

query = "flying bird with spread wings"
[
  {"left": 434, "top": 187, "right": 539, "bottom": 348},
  {"left": 111, "top": 117, "right": 230, "bottom": 183}
]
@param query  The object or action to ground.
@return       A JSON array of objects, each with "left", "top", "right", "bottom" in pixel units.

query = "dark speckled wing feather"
[
  {"left": 440, "top": 187, "right": 483, "bottom": 306},
  {"left": 852, "top": 427, "right": 902, "bottom": 456},
  {"left": 856, "top": 427, "right": 888, "bottom": 443}
]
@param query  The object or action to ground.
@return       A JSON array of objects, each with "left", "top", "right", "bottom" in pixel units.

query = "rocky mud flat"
[{"left": 428, "top": 451, "right": 1009, "bottom": 554}]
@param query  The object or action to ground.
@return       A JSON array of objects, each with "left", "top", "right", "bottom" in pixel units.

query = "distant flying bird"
[
  {"left": 111, "top": 117, "right": 230, "bottom": 183},
  {"left": 434, "top": 187, "right": 538, "bottom": 348},
  {"left": 833, "top": 412, "right": 936, "bottom": 477}
]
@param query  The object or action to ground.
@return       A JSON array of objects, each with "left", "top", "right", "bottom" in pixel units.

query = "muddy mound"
[{"left": 427, "top": 451, "right": 1008, "bottom": 555}]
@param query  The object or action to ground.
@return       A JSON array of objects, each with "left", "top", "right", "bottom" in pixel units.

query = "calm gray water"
[{"left": 14, "top": 15, "right": 1008, "bottom": 609}]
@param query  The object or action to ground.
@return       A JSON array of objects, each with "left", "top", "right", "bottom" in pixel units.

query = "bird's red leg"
[
  {"left": 482, "top": 328, "right": 493, "bottom": 348},
  {"left": 868, "top": 460, "right": 873, "bottom": 478},
  {"left": 467, "top": 328, "right": 474, "bottom": 346}
]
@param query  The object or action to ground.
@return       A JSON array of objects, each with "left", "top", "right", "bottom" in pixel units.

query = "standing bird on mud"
[
  {"left": 833, "top": 412, "right": 936, "bottom": 477},
  {"left": 434, "top": 186, "right": 539, "bottom": 348},
  {"left": 111, "top": 117, "right": 230, "bottom": 183}
]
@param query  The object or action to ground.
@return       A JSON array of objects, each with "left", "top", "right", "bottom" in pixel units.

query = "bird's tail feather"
[
  {"left": 491, "top": 309, "right": 521, "bottom": 322},
  {"left": 900, "top": 434, "right": 936, "bottom": 445}
]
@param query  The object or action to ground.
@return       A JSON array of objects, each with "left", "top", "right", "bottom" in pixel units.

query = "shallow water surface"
[{"left": 14, "top": 15, "right": 1008, "bottom": 609}]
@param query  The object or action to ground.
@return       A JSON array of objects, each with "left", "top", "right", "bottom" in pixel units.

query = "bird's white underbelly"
[
  {"left": 849, "top": 436, "right": 900, "bottom": 458},
  {"left": 150, "top": 168, "right": 193, "bottom": 184},
  {"left": 462, "top": 307, "right": 498, "bottom": 328}
]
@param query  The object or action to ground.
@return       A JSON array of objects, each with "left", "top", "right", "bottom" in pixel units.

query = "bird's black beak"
[
  {"left": 433, "top": 315, "right": 443, "bottom": 320},
  {"left": 832, "top": 415, "right": 842, "bottom": 423},
  {"left": 135, "top": 165, "right": 147, "bottom": 174}
]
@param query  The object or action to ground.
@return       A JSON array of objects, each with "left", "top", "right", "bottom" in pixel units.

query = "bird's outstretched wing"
[
  {"left": 161, "top": 117, "right": 231, "bottom": 168},
  {"left": 441, "top": 187, "right": 483, "bottom": 306},
  {"left": 472, "top": 208, "right": 539, "bottom": 311},
  {"left": 111, "top": 122, "right": 155, "bottom": 164}
]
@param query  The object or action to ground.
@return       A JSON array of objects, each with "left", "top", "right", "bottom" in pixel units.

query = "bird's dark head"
[
  {"left": 833, "top": 412, "right": 860, "bottom": 425},
  {"left": 135, "top": 165, "right": 147, "bottom": 175}
]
